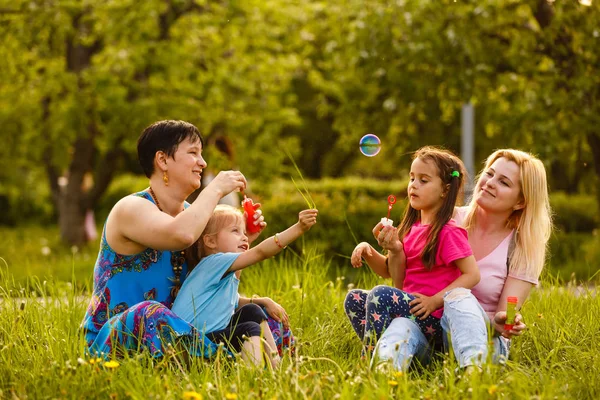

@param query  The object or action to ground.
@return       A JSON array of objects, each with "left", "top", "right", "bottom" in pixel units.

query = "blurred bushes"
[
  {"left": 254, "top": 177, "right": 408, "bottom": 261},
  {"left": 96, "top": 174, "right": 150, "bottom": 221},
  {"left": 550, "top": 192, "right": 598, "bottom": 233},
  {"left": 3, "top": 174, "right": 599, "bottom": 281},
  {"left": 255, "top": 180, "right": 599, "bottom": 281}
]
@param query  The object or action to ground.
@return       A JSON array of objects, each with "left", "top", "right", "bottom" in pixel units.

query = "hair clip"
[{"left": 451, "top": 170, "right": 460, "bottom": 178}]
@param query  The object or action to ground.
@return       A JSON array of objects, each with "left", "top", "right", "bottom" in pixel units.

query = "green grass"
[
  {"left": 0, "top": 225, "right": 99, "bottom": 292},
  {"left": 0, "top": 239, "right": 599, "bottom": 399}
]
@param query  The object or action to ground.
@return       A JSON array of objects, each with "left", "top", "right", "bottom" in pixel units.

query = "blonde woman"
[{"left": 369, "top": 149, "right": 553, "bottom": 370}]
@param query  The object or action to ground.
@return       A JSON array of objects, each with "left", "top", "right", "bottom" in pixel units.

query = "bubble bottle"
[
  {"left": 242, "top": 195, "right": 262, "bottom": 234},
  {"left": 504, "top": 296, "right": 518, "bottom": 331}
]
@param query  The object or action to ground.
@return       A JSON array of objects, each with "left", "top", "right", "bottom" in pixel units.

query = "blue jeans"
[{"left": 372, "top": 288, "right": 510, "bottom": 370}]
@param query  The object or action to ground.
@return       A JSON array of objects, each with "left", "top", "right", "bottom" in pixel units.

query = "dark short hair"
[{"left": 137, "top": 120, "right": 204, "bottom": 178}]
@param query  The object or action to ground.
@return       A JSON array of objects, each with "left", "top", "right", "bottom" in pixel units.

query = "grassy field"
[{"left": 1, "top": 235, "right": 599, "bottom": 399}]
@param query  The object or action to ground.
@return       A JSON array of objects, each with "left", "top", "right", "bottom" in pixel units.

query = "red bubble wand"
[
  {"left": 380, "top": 194, "right": 397, "bottom": 228},
  {"left": 387, "top": 195, "right": 396, "bottom": 219}
]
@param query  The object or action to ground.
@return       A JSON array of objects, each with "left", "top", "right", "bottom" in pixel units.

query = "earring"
[{"left": 163, "top": 171, "right": 169, "bottom": 186}]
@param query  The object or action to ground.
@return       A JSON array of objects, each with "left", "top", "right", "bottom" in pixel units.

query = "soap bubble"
[{"left": 359, "top": 134, "right": 381, "bottom": 157}]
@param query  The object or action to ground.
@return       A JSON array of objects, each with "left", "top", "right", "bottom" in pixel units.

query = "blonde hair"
[
  {"left": 184, "top": 205, "right": 244, "bottom": 270},
  {"left": 463, "top": 149, "right": 553, "bottom": 280}
]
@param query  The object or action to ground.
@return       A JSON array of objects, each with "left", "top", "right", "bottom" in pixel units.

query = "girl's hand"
[
  {"left": 298, "top": 209, "right": 318, "bottom": 232},
  {"left": 408, "top": 293, "right": 442, "bottom": 320},
  {"left": 262, "top": 297, "right": 290, "bottom": 329},
  {"left": 376, "top": 225, "right": 403, "bottom": 254},
  {"left": 245, "top": 208, "right": 267, "bottom": 244},
  {"left": 493, "top": 311, "right": 527, "bottom": 339},
  {"left": 372, "top": 221, "right": 384, "bottom": 239},
  {"left": 351, "top": 242, "right": 374, "bottom": 268},
  {"left": 207, "top": 170, "right": 247, "bottom": 197}
]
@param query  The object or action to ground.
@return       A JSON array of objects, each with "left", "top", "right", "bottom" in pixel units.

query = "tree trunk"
[
  {"left": 586, "top": 132, "right": 600, "bottom": 222},
  {"left": 58, "top": 188, "right": 87, "bottom": 246},
  {"left": 49, "top": 1, "right": 203, "bottom": 245}
]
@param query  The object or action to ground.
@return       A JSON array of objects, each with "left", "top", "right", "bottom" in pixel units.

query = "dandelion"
[
  {"left": 537, "top": 313, "right": 544, "bottom": 319},
  {"left": 394, "top": 371, "right": 403, "bottom": 378},
  {"left": 104, "top": 360, "right": 120, "bottom": 369},
  {"left": 182, "top": 391, "right": 203, "bottom": 400},
  {"left": 388, "top": 380, "right": 399, "bottom": 386},
  {"left": 488, "top": 385, "right": 498, "bottom": 395},
  {"left": 225, "top": 393, "right": 238, "bottom": 400},
  {"left": 88, "top": 357, "right": 103, "bottom": 365}
]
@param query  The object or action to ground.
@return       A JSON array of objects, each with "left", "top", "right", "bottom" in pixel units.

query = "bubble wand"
[{"left": 380, "top": 195, "right": 396, "bottom": 227}]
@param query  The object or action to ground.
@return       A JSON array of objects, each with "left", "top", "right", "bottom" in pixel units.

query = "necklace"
[{"left": 148, "top": 187, "right": 185, "bottom": 300}]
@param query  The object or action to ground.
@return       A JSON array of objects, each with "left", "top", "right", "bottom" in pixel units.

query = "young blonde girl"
[
  {"left": 172, "top": 205, "right": 317, "bottom": 367},
  {"left": 344, "top": 146, "right": 480, "bottom": 352}
]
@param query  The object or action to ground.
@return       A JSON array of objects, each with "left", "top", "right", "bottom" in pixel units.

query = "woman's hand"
[
  {"left": 207, "top": 170, "right": 247, "bottom": 197},
  {"left": 409, "top": 293, "right": 443, "bottom": 320},
  {"left": 493, "top": 311, "right": 527, "bottom": 339},
  {"left": 351, "top": 242, "right": 374, "bottom": 268},
  {"left": 245, "top": 208, "right": 267, "bottom": 244},
  {"left": 262, "top": 297, "right": 290, "bottom": 328},
  {"left": 298, "top": 209, "right": 318, "bottom": 232}
]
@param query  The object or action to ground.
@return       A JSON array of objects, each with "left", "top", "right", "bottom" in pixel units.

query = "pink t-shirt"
[
  {"left": 454, "top": 207, "right": 538, "bottom": 320},
  {"left": 402, "top": 219, "right": 473, "bottom": 319}
]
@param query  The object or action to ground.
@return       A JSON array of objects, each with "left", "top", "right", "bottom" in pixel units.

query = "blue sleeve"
[{"left": 185, "top": 253, "right": 241, "bottom": 288}]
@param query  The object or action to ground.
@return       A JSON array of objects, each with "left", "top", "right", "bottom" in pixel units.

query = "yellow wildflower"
[
  {"left": 537, "top": 313, "right": 544, "bottom": 319},
  {"left": 104, "top": 360, "right": 120, "bottom": 369},
  {"left": 488, "top": 384, "right": 498, "bottom": 395},
  {"left": 182, "top": 391, "right": 203, "bottom": 400},
  {"left": 225, "top": 393, "right": 238, "bottom": 400},
  {"left": 387, "top": 380, "right": 399, "bottom": 386},
  {"left": 394, "top": 371, "right": 404, "bottom": 378}
]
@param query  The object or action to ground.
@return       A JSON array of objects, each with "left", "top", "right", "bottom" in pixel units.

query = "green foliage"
[
  {"left": 253, "top": 179, "right": 599, "bottom": 280},
  {"left": 546, "top": 231, "right": 600, "bottom": 282},
  {"left": 253, "top": 177, "right": 408, "bottom": 259},
  {"left": 2, "top": 0, "right": 600, "bottom": 236},
  {"left": 550, "top": 192, "right": 598, "bottom": 233},
  {"left": 96, "top": 174, "right": 150, "bottom": 221},
  {"left": 252, "top": 177, "right": 408, "bottom": 201},
  {"left": 0, "top": 247, "right": 599, "bottom": 399}
]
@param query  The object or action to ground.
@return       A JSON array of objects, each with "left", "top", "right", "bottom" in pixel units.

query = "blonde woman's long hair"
[{"left": 463, "top": 149, "right": 553, "bottom": 280}]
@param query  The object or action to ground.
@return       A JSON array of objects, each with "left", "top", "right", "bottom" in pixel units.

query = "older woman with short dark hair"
[{"left": 81, "top": 120, "right": 248, "bottom": 358}]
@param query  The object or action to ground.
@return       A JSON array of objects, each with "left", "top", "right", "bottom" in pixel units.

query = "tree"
[{"left": 0, "top": 0, "right": 301, "bottom": 244}]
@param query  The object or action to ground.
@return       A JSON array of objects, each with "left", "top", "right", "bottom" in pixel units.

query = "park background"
[{"left": 0, "top": 0, "right": 599, "bottom": 399}]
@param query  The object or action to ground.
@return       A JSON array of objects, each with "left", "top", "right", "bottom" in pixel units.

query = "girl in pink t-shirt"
[{"left": 345, "top": 147, "right": 480, "bottom": 352}]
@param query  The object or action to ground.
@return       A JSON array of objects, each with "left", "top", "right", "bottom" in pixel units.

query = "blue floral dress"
[
  {"left": 81, "top": 191, "right": 218, "bottom": 358},
  {"left": 81, "top": 190, "right": 295, "bottom": 358}
]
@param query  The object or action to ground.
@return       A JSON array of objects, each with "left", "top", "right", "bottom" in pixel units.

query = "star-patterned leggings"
[{"left": 344, "top": 285, "right": 444, "bottom": 352}]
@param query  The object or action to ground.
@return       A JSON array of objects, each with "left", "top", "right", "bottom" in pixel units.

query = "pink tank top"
[{"left": 454, "top": 207, "right": 513, "bottom": 320}]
